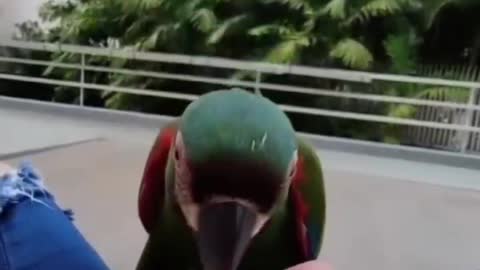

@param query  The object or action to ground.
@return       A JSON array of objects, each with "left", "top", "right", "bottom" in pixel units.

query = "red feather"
[
  {"left": 138, "top": 124, "right": 177, "bottom": 233},
  {"left": 291, "top": 155, "right": 312, "bottom": 259}
]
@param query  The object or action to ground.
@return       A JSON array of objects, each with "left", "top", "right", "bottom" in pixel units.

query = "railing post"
[
  {"left": 461, "top": 87, "right": 478, "bottom": 152},
  {"left": 79, "top": 53, "right": 85, "bottom": 106},
  {"left": 254, "top": 70, "right": 262, "bottom": 96}
]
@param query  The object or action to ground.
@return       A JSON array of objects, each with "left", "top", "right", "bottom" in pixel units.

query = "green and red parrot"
[{"left": 136, "top": 88, "right": 326, "bottom": 270}]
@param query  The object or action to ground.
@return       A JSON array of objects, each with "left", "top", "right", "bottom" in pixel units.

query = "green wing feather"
[{"left": 294, "top": 137, "right": 327, "bottom": 258}]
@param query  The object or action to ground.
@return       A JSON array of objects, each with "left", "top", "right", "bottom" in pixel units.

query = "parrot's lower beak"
[{"left": 197, "top": 202, "right": 256, "bottom": 270}]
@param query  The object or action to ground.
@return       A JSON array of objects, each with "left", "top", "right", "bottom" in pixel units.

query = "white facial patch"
[{"left": 286, "top": 149, "right": 298, "bottom": 180}]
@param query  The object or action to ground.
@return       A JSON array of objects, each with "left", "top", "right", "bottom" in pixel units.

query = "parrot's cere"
[{"left": 136, "top": 88, "right": 326, "bottom": 270}]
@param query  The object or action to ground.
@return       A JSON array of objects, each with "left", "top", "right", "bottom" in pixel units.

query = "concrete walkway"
[{"left": 1, "top": 97, "right": 480, "bottom": 270}]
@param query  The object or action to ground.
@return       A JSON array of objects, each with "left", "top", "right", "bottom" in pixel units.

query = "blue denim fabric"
[{"left": 0, "top": 162, "right": 110, "bottom": 270}]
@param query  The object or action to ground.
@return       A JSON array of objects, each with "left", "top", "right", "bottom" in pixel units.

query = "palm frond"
[
  {"left": 388, "top": 62, "right": 479, "bottom": 119},
  {"left": 207, "top": 14, "right": 251, "bottom": 44},
  {"left": 43, "top": 52, "right": 75, "bottom": 76},
  {"left": 329, "top": 38, "right": 373, "bottom": 70},
  {"left": 59, "top": 2, "right": 117, "bottom": 41},
  {"left": 281, "top": 0, "right": 310, "bottom": 10},
  {"left": 122, "top": 0, "right": 164, "bottom": 13},
  {"left": 388, "top": 103, "right": 417, "bottom": 119},
  {"left": 191, "top": 8, "right": 217, "bottom": 33},
  {"left": 124, "top": 17, "right": 155, "bottom": 42},
  {"left": 388, "top": 86, "right": 470, "bottom": 120},
  {"left": 260, "top": 0, "right": 310, "bottom": 10},
  {"left": 347, "top": 0, "right": 418, "bottom": 24},
  {"left": 384, "top": 32, "right": 418, "bottom": 73},
  {"left": 415, "top": 87, "right": 470, "bottom": 102},
  {"left": 105, "top": 92, "right": 131, "bottom": 109},
  {"left": 264, "top": 36, "right": 311, "bottom": 64},
  {"left": 248, "top": 24, "right": 293, "bottom": 37},
  {"left": 363, "top": 0, "right": 403, "bottom": 15},
  {"left": 137, "top": 0, "right": 163, "bottom": 10},
  {"left": 138, "top": 23, "right": 180, "bottom": 50},
  {"left": 321, "top": 0, "right": 347, "bottom": 19}
]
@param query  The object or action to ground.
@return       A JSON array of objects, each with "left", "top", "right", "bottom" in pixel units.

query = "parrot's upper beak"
[{"left": 197, "top": 202, "right": 256, "bottom": 270}]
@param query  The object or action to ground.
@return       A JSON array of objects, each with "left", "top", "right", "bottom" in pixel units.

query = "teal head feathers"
[
  {"left": 172, "top": 89, "right": 299, "bottom": 270},
  {"left": 180, "top": 88, "right": 297, "bottom": 173}
]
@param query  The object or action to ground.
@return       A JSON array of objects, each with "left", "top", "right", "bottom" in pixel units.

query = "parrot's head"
[{"left": 174, "top": 89, "right": 298, "bottom": 270}]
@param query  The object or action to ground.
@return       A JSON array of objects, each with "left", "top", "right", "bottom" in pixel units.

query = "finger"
[
  {"left": 0, "top": 162, "right": 13, "bottom": 176},
  {"left": 286, "top": 260, "right": 333, "bottom": 270}
]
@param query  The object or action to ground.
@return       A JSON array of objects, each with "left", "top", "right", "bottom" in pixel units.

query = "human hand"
[
  {"left": 286, "top": 260, "right": 333, "bottom": 270},
  {"left": 0, "top": 162, "right": 13, "bottom": 177}
]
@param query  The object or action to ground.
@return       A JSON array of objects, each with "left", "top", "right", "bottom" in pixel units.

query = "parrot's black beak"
[{"left": 197, "top": 202, "right": 256, "bottom": 270}]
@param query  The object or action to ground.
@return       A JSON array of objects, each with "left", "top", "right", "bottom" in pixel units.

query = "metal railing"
[{"left": 0, "top": 39, "right": 479, "bottom": 153}]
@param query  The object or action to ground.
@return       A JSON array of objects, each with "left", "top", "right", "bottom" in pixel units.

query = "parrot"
[{"left": 136, "top": 88, "right": 326, "bottom": 270}]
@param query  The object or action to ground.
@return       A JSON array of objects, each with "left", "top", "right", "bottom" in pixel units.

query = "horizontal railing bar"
[
  {"left": 369, "top": 73, "right": 480, "bottom": 89},
  {"left": 0, "top": 73, "right": 198, "bottom": 101},
  {"left": 3, "top": 40, "right": 480, "bottom": 88},
  {"left": 1, "top": 72, "right": 480, "bottom": 132},
  {"left": 259, "top": 83, "right": 477, "bottom": 111},
  {"left": 0, "top": 56, "right": 478, "bottom": 111},
  {"left": 0, "top": 56, "right": 82, "bottom": 70},
  {"left": 279, "top": 104, "right": 480, "bottom": 131},
  {"left": 0, "top": 40, "right": 307, "bottom": 78}
]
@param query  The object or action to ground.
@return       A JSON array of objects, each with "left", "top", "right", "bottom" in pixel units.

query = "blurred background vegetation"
[{"left": 1, "top": 0, "right": 480, "bottom": 148}]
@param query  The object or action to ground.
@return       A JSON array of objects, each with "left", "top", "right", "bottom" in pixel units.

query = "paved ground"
[{"left": 1, "top": 98, "right": 480, "bottom": 270}]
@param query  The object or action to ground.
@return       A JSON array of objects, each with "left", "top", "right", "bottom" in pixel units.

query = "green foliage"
[
  {"left": 388, "top": 86, "right": 469, "bottom": 119},
  {"left": 384, "top": 31, "right": 418, "bottom": 73},
  {"left": 384, "top": 63, "right": 475, "bottom": 143},
  {"left": 265, "top": 37, "right": 310, "bottom": 64},
  {"left": 330, "top": 38, "right": 374, "bottom": 69},
  {"left": 319, "top": 0, "right": 422, "bottom": 70},
  {"left": 7, "top": 0, "right": 480, "bottom": 145},
  {"left": 191, "top": 9, "right": 218, "bottom": 33},
  {"left": 321, "top": 0, "right": 347, "bottom": 19},
  {"left": 207, "top": 14, "right": 252, "bottom": 45},
  {"left": 39, "top": 0, "right": 427, "bottom": 73},
  {"left": 248, "top": 24, "right": 292, "bottom": 37}
]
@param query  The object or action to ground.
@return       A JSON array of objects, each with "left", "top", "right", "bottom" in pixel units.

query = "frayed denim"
[{"left": 0, "top": 161, "right": 110, "bottom": 270}]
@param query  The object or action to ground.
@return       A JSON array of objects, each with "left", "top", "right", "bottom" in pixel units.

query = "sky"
[{"left": 0, "top": 0, "right": 46, "bottom": 40}]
